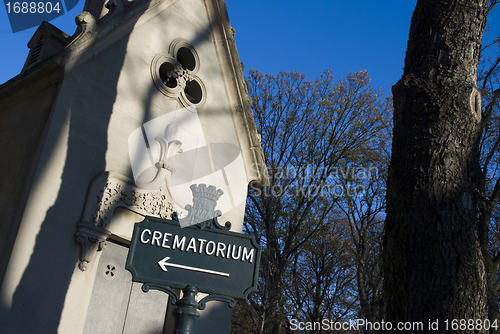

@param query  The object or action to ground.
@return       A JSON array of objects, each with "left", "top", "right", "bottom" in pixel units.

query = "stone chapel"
[{"left": 0, "top": 0, "right": 267, "bottom": 332}]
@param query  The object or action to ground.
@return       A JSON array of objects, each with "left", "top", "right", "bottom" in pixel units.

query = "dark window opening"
[
  {"left": 184, "top": 80, "right": 202, "bottom": 104},
  {"left": 177, "top": 47, "right": 196, "bottom": 71},
  {"left": 159, "top": 62, "right": 177, "bottom": 88}
]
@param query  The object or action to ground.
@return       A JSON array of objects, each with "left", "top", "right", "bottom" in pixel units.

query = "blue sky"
[{"left": 1, "top": 1, "right": 499, "bottom": 95}]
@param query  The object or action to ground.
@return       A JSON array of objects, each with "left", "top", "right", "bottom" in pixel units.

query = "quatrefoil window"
[{"left": 152, "top": 40, "right": 206, "bottom": 109}]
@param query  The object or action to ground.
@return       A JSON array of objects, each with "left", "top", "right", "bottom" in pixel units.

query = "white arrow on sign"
[{"left": 157, "top": 256, "right": 230, "bottom": 277}]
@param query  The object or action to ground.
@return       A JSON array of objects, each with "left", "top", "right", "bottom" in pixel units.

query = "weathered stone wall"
[{"left": 0, "top": 66, "right": 62, "bottom": 292}]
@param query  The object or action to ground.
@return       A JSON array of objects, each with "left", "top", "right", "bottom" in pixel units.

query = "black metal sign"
[{"left": 125, "top": 216, "right": 261, "bottom": 299}]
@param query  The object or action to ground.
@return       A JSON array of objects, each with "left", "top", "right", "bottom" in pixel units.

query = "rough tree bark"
[{"left": 384, "top": 0, "right": 489, "bottom": 332}]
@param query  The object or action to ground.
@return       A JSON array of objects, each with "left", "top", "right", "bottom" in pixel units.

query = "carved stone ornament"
[
  {"left": 91, "top": 175, "right": 175, "bottom": 228},
  {"left": 179, "top": 183, "right": 231, "bottom": 230},
  {"left": 75, "top": 222, "right": 110, "bottom": 271},
  {"left": 75, "top": 171, "right": 176, "bottom": 271}
]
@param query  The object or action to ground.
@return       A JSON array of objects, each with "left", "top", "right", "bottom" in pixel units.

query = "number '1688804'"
[
  {"left": 443, "top": 319, "right": 498, "bottom": 331},
  {"left": 5, "top": 2, "right": 61, "bottom": 14}
]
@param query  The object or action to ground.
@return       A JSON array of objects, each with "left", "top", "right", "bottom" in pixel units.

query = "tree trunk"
[{"left": 384, "top": 0, "right": 489, "bottom": 332}]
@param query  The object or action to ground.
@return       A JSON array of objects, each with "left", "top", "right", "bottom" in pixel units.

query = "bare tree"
[
  {"left": 478, "top": 31, "right": 500, "bottom": 331},
  {"left": 240, "top": 69, "right": 387, "bottom": 333},
  {"left": 336, "top": 161, "right": 386, "bottom": 333},
  {"left": 284, "top": 220, "right": 357, "bottom": 334}
]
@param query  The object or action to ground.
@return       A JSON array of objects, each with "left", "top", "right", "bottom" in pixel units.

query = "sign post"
[{"left": 125, "top": 214, "right": 261, "bottom": 333}]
